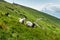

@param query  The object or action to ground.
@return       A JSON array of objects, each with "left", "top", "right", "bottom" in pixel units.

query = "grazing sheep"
[
  {"left": 19, "top": 18, "right": 26, "bottom": 24},
  {"left": 26, "top": 21, "right": 35, "bottom": 28}
]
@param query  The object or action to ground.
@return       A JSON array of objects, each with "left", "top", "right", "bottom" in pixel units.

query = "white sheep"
[
  {"left": 26, "top": 21, "right": 35, "bottom": 27},
  {"left": 19, "top": 18, "right": 26, "bottom": 24}
]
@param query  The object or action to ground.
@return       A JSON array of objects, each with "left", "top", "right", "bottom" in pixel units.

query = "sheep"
[
  {"left": 26, "top": 21, "right": 35, "bottom": 28},
  {"left": 19, "top": 18, "right": 26, "bottom": 24}
]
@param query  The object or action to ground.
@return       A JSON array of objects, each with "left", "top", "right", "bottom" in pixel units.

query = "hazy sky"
[
  {"left": 5, "top": 0, "right": 60, "bottom": 18},
  {"left": 5, "top": 0, "right": 60, "bottom": 10}
]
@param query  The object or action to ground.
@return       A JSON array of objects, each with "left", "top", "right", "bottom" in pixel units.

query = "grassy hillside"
[{"left": 0, "top": 1, "right": 60, "bottom": 40}]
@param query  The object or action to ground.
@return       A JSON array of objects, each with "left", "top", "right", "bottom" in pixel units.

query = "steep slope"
[{"left": 0, "top": 1, "right": 60, "bottom": 40}]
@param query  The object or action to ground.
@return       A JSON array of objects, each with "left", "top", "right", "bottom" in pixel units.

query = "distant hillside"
[
  {"left": 0, "top": 0, "right": 4, "bottom": 2},
  {"left": 41, "top": 4, "right": 60, "bottom": 18},
  {"left": 0, "top": 1, "right": 60, "bottom": 40}
]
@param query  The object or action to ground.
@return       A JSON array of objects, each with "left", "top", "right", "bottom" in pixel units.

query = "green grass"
[{"left": 0, "top": 1, "right": 60, "bottom": 40}]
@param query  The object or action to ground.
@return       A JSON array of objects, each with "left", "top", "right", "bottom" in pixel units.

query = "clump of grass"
[{"left": 0, "top": 22, "right": 8, "bottom": 30}]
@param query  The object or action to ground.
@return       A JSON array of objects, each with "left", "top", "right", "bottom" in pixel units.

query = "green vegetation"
[
  {"left": 0, "top": 0, "right": 4, "bottom": 2},
  {"left": 0, "top": 1, "right": 60, "bottom": 40}
]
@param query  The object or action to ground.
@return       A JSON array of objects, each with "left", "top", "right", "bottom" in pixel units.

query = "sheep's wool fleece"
[
  {"left": 26, "top": 21, "right": 33, "bottom": 27},
  {"left": 19, "top": 19, "right": 24, "bottom": 23}
]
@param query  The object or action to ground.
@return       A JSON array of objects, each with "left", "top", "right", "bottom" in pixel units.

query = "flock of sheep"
[
  {"left": 2, "top": 12, "right": 42, "bottom": 28},
  {"left": 19, "top": 18, "right": 35, "bottom": 28}
]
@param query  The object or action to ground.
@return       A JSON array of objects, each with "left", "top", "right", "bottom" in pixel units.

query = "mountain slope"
[{"left": 0, "top": 1, "right": 60, "bottom": 40}]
